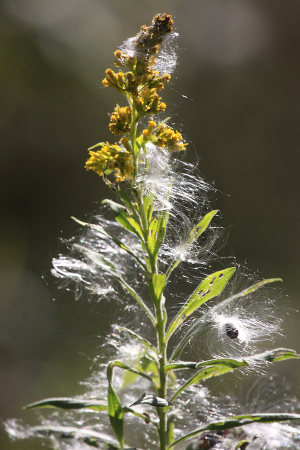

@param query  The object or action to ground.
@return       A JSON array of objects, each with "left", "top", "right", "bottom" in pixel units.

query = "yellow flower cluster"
[
  {"left": 86, "top": 13, "right": 186, "bottom": 184},
  {"left": 143, "top": 121, "right": 187, "bottom": 152},
  {"left": 102, "top": 70, "right": 169, "bottom": 116},
  {"left": 109, "top": 106, "right": 132, "bottom": 136},
  {"left": 85, "top": 140, "right": 134, "bottom": 182},
  {"left": 134, "top": 87, "right": 166, "bottom": 114}
]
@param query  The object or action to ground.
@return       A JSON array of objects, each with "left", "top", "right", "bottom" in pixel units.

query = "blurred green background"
[{"left": 1, "top": 1, "right": 300, "bottom": 448}]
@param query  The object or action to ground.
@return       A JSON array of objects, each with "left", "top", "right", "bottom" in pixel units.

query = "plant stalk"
[{"left": 156, "top": 295, "right": 167, "bottom": 450}]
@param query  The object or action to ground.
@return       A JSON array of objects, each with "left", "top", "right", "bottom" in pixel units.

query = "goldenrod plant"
[{"left": 5, "top": 13, "right": 300, "bottom": 450}]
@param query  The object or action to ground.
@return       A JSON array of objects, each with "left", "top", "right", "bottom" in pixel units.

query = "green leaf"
[
  {"left": 165, "top": 362, "right": 198, "bottom": 372},
  {"left": 118, "top": 188, "right": 135, "bottom": 211},
  {"left": 148, "top": 218, "right": 160, "bottom": 255},
  {"left": 134, "top": 128, "right": 143, "bottom": 156},
  {"left": 107, "top": 364, "right": 124, "bottom": 448},
  {"left": 166, "top": 210, "right": 218, "bottom": 280},
  {"left": 121, "top": 359, "right": 159, "bottom": 390},
  {"left": 149, "top": 274, "right": 166, "bottom": 305},
  {"left": 144, "top": 194, "right": 154, "bottom": 223},
  {"left": 148, "top": 213, "right": 168, "bottom": 258},
  {"left": 170, "top": 359, "right": 248, "bottom": 402},
  {"left": 126, "top": 216, "right": 144, "bottom": 239},
  {"left": 24, "top": 397, "right": 107, "bottom": 412},
  {"left": 167, "top": 268, "right": 235, "bottom": 340},
  {"left": 165, "top": 259, "right": 181, "bottom": 280},
  {"left": 196, "top": 358, "right": 247, "bottom": 369},
  {"left": 168, "top": 413, "right": 300, "bottom": 448},
  {"left": 102, "top": 198, "right": 126, "bottom": 215},
  {"left": 170, "top": 277, "right": 281, "bottom": 361},
  {"left": 123, "top": 407, "right": 158, "bottom": 427},
  {"left": 248, "top": 347, "right": 300, "bottom": 363},
  {"left": 107, "top": 361, "right": 159, "bottom": 389},
  {"left": 119, "top": 277, "right": 156, "bottom": 325},
  {"left": 108, "top": 384, "right": 123, "bottom": 448},
  {"left": 103, "top": 199, "right": 144, "bottom": 241},
  {"left": 30, "top": 425, "right": 119, "bottom": 448},
  {"left": 189, "top": 210, "right": 218, "bottom": 241},
  {"left": 106, "top": 358, "right": 162, "bottom": 445},
  {"left": 167, "top": 414, "right": 176, "bottom": 446},
  {"left": 24, "top": 397, "right": 158, "bottom": 431},
  {"left": 165, "top": 357, "right": 247, "bottom": 373},
  {"left": 121, "top": 370, "right": 139, "bottom": 389},
  {"left": 214, "top": 278, "right": 283, "bottom": 311},
  {"left": 235, "top": 440, "right": 249, "bottom": 450},
  {"left": 117, "top": 326, "right": 158, "bottom": 358}
]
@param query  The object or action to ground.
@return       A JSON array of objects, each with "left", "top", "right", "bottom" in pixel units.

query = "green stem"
[
  {"left": 129, "top": 101, "right": 138, "bottom": 178},
  {"left": 156, "top": 293, "right": 167, "bottom": 450},
  {"left": 128, "top": 92, "right": 167, "bottom": 450}
]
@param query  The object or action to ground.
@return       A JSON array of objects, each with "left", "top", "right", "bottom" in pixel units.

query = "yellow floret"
[
  {"left": 85, "top": 142, "right": 133, "bottom": 181},
  {"left": 109, "top": 105, "right": 132, "bottom": 136},
  {"left": 154, "top": 123, "right": 187, "bottom": 152}
]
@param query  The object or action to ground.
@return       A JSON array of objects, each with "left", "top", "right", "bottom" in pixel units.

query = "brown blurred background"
[{"left": 0, "top": 1, "right": 300, "bottom": 448}]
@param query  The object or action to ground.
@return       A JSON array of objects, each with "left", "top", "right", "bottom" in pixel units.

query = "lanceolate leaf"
[
  {"left": 107, "top": 361, "right": 159, "bottom": 389},
  {"left": 189, "top": 210, "right": 218, "bottom": 242},
  {"left": 119, "top": 278, "right": 156, "bottom": 325},
  {"left": 134, "top": 129, "right": 143, "bottom": 156},
  {"left": 166, "top": 210, "right": 218, "bottom": 280},
  {"left": 143, "top": 193, "right": 154, "bottom": 222},
  {"left": 168, "top": 413, "right": 300, "bottom": 448},
  {"left": 126, "top": 216, "right": 145, "bottom": 240},
  {"left": 167, "top": 414, "right": 176, "bottom": 446},
  {"left": 103, "top": 199, "right": 144, "bottom": 241},
  {"left": 170, "top": 360, "right": 248, "bottom": 402},
  {"left": 165, "top": 357, "right": 247, "bottom": 373},
  {"left": 165, "top": 362, "right": 198, "bottom": 372},
  {"left": 123, "top": 407, "right": 159, "bottom": 427},
  {"left": 149, "top": 274, "right": 166, "bottom": 306},
  {"left": 106, "top": 359, "right": 161, "bottom": 446},
  {"left": 148, "top": 213, "right": 168, "bottom": 258},
  {"left": 235, "top": 440, "right": 249, "bottom": 450},
  {"left": 108, "top": 384, "right": 123, "bottom": 448},
  {"left": 117, "top": 188, "right": 134, "bottom": 210},
  {"left": 166, "top": 350, "right": 300, "bottom": 378},
  {"left": 248, "top": 348, "right": 300, "bottom": 363},
  {"left": 107, "top": 364, "right": 124, "bottom": 448},
  {"left": 171, "top": 277, "right": 282, "bottom": 360},
  {"left": 121, "top": 359, "right": 159, "bottom": 390},
  {"left": 117, "top": 326, "right": 158, "bottom": 358},
  {"left": 167, "top": 268, "right": 235, "bottom": 340},
  {"left": 24, "top": 398, "right": 107, "bottom": 412},
  {"left": 30, "top": 425, "right": 119, "bottom": 448},
  {"left": 24, "top": 397, "right": 159, "bottom": 429},
  {"left": 211, "top": 278, "right": 283, "bottom": 313}
]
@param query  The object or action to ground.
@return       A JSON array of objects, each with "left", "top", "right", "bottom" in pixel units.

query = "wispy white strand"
[
  {"left": 51, "top": 218, "right": 144, "bottom": 302},
  {"left": 119, "top": 32, "right": 179, "bottom": 76},
  {"left": 172, "top": 270, "right": 284, "bottom": 366}
]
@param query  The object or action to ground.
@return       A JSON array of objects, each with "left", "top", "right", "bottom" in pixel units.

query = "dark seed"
[{"left": 225, "top": 323, "right": 239, "bottom": 339}]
